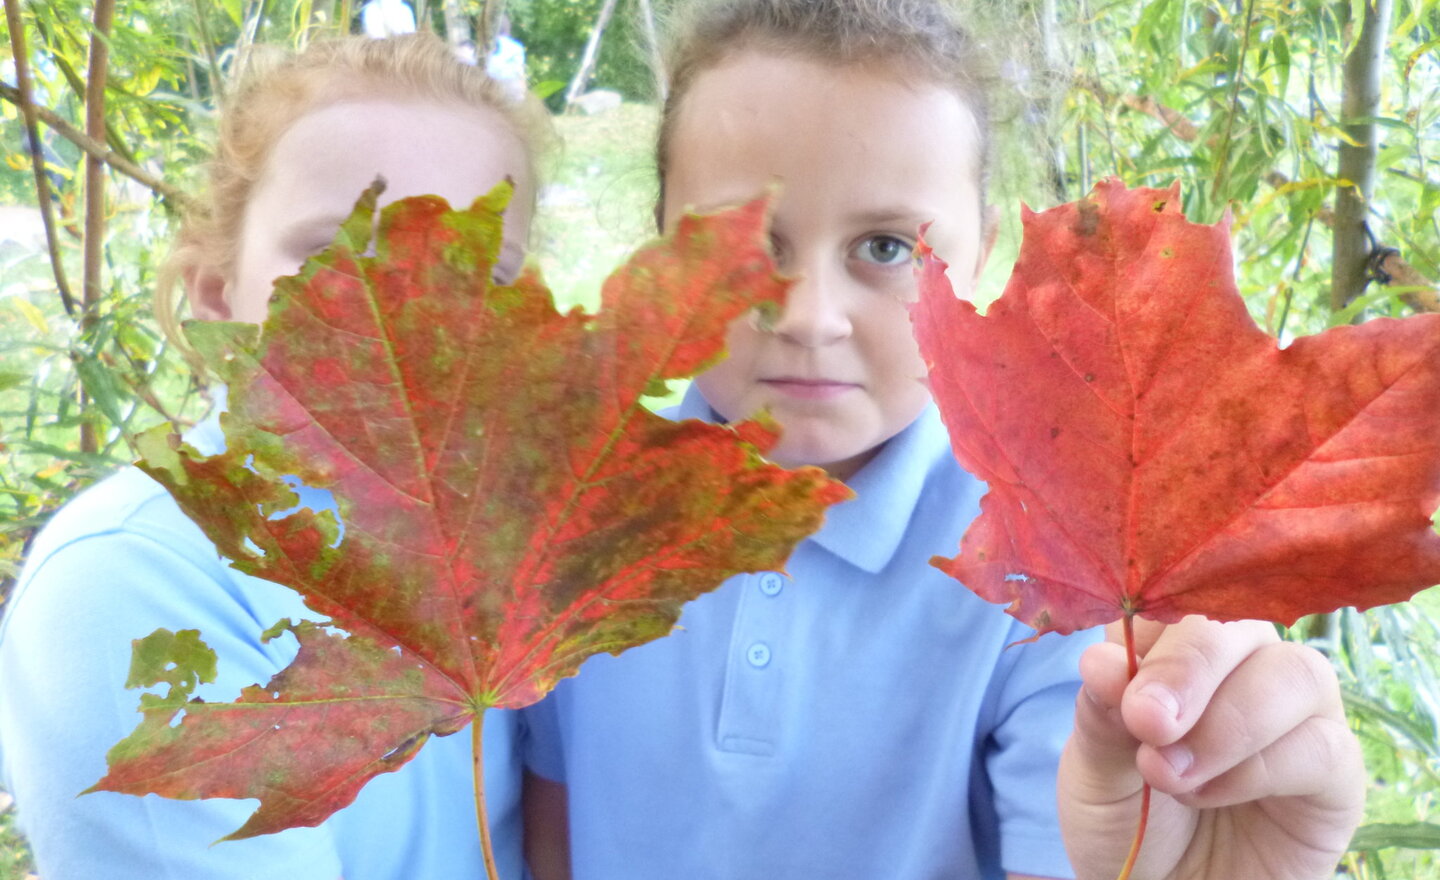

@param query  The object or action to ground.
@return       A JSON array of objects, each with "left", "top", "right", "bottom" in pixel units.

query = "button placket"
[{"left": 715, "top": 572, "right": 790, "bottom": 755}]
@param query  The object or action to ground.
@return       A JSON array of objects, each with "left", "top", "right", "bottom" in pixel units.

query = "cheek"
[
  {"left": 695, "top": 314, "right": 762, "bottom": 418},
  {"left": 866, "top": 299, "right": 927, "bottom": 380}
]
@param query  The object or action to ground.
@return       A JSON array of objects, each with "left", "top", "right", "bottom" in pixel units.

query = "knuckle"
[
  {"left": 1260, "top": 641, "right": 1338, "bottom": 702},
  {"left": 1155, "top": 623, "right": 1229, "bottom": 682}
]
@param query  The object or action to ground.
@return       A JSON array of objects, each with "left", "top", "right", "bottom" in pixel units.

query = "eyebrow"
[
  {"left": 846, "top": 207, "right": 936, "bottom": 229},
  {"left": 280, "top": 215, "right": 353, "bottom": 248}
]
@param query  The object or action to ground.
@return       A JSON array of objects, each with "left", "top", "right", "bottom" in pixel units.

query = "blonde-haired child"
[
  {"left": 0, "top": 33, "right": 546, "bottom": 880},
  {"left": 522, "top": 2, "right": 1365, "bottom": 878}
]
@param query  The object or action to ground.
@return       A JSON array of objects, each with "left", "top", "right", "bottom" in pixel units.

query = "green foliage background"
[
  {"left": 511, "top": 0, "right": 672, "bottom": 106},
  {"left": 3, "top": 1, "right": 1440, "bottom": 877}
]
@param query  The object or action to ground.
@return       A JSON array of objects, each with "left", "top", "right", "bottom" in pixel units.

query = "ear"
[
  {"left": 184, "top": 264, "right": 233, "bottom": 321},
  {"left": 973, "top": 203, "right": 1002, "bottom": 283}
]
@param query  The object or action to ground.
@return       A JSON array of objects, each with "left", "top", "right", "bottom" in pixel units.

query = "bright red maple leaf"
[
  {"left": 89, "top": 184, "right": 850, "bottom": 843},
  {"left": 911, "top": 178, "right": 1440, "bottom": 638}
]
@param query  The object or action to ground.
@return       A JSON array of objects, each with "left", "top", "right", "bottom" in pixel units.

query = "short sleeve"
[
  {"left": 0, "top": 515, "right": 342, "bottom": 879},
  {"left": 984, "top": 627, "right": 1100, "bottom": 880}
]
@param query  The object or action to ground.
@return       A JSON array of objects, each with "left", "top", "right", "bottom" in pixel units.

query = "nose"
[{"left": 771, "top": 263, "right": 852, "bottom": 347}]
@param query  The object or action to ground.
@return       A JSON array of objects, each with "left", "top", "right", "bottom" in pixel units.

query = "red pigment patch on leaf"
[
  {"left": 911, "top": 178, "right": 1440, "bottom": 636},
  {"left": 91, "top": 183, "right": 850, "bottom": 838}
]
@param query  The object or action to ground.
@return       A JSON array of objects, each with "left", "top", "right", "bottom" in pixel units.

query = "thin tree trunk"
[
  {"left": 443, "top": 0, "right": 475, "bottom": 56},
  {"left": 80, "top": 0, "right": 116, "bottom": 455},
  {"left": 1330, "top": 0, "right": 1394, "bottom": 312},
  {"left": 564, "top": 0, "right": 620, "bottom": 112},
  {"left": 478, "top": 0, "right": 503, "bottom": 55}
]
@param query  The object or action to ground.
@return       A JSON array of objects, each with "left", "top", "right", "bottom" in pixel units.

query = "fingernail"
[
  {"left": 1138, "top": 683, "right": 1181, "bottom": 720},
  {"left": 1159, "top": 742, "right": 1193, "bottom": 777}
]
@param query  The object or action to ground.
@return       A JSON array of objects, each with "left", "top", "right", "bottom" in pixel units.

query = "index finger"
[
  {"left": 1103, "top": 615, "right": 1168, "bottom": 659},
  {"left": 1119, "top": 615, "right": 1279, "bottom": 747}
]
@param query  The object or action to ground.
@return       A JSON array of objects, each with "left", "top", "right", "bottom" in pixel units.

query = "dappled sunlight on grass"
[{"left": 532, "top": 103, "right": 661, "bottom": 315}]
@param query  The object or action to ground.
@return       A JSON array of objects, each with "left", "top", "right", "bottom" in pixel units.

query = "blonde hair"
[
  {"left": 156, "top": 33, "right": 552, "bottom": 360},
  {"left": 654, "top": 0, "right": 992, "bottom": 227}
]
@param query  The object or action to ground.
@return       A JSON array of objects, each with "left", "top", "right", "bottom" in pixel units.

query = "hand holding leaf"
[{"left": 911, "top": 179, "right": 1440, "bottom": 878}]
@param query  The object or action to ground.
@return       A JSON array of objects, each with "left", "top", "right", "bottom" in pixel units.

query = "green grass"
[{"left": 533, "top": 102, "right": 661, "bottom": 314}]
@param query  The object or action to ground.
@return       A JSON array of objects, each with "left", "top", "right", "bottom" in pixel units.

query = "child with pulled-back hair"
[
  {"left": 0, "top": 33, "right": 546, "bottom": 880},
  {"left": 521, "top": 2, "right": 1365, "bottom": 878}
]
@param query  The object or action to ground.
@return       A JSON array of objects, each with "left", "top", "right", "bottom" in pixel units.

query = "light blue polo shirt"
[
  {"left": 524, "top": 386, "right": 1097, "bottom": 879},
  {"left": 0, "top": 415, "right": 526, "bottom": 880}
]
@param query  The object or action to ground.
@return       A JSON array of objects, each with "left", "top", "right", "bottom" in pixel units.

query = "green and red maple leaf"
[
  {"left": 89, "top": 184, "right": 850, "bottom": 840},
  {"left": 912, "top": 178, "right": 1440, "bottom": 636}
]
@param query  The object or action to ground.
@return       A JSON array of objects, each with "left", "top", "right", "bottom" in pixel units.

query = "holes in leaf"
[{"left": 272, "top": 476, "right": 345, "bottom": 547}]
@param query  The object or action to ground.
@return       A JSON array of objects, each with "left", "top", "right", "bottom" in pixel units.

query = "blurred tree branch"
[{"left": 3, "top": 0, "right": 77, "bottom": 316}]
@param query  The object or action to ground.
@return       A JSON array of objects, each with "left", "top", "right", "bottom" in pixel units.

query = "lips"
[{"left": 760, "top": 377, "right": 861, "bottom": 400}]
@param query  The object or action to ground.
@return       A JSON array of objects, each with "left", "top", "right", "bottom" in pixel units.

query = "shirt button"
[
  {"left": 746, "top": 642, "right": 772, "bottom": 668},
  {"left": 758, "top": 572, "right": 784, "bottom": 597}
]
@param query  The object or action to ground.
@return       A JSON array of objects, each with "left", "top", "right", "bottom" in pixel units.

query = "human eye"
[
  {"left": 283, "top": 217, "right": 347, "bottom": 262},
  {"left": 767, "top": 232, "right": 787, "bottom": 267},
  {"left": 852, "top": 234, "right": 914, "bottom": 267}
]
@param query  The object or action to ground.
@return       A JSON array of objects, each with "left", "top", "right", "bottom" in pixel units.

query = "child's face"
[
  {"left": 663, "top": 53, "right": 990, "bottom": 479},
  {"left": 222, "top": 98, "right": 534, "bottom": 324}
]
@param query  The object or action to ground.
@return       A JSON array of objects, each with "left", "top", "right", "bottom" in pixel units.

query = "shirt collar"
[{"left": 674, "top": 384, "right": 949, "bottom": 574}]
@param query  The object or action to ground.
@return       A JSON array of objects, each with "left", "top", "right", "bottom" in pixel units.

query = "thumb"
[
  {"left": 1058, "top": 639, "right": 1151, "bottom": 878},
  {"left": 1065, "top": 639, "right": 1144, "bottom": 799}
]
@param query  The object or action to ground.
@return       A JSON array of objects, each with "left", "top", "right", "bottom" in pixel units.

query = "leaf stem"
[
  {"left": 1123, "top": 612, "right": 1138, "bottom": 678},
  {"left": 472, "top": 711, "right": 501, "bottom": 880},
  {"left": 1115, "top": 612, "right": 1150, "bottom": 880}
]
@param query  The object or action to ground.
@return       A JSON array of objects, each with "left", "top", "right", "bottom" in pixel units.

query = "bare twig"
[
  {"left": 1372, "top": 250, "right": 1440, "bottom": 313},
  {"left": 3, "top": 0, "right": 78, "bottom": 316},
  {"left": 1123, "top": 94, "right": 1199, "bottom": 142},
  {"left": 80, "top": 0, "right": 117, "bottom": 456},
  {"left": 1076, "top": 77, "right": 1201, "bottom": 143},
  {"left": 1212, "top": 0, "right": 1259, "bottom": 200},
  {"left": 479, "top": 0, "right": 498, "bottom": 53},
  {"left": 564, "top": 0, "right": 619, "bottom": 112},
  {"left": 0, "top": 82, "right": 194, "bottom": 209},
  {"left": 83, "top": 0, "right": 117, "bottom": 316},
  {"left": 191, "top": 0, "right": 227, "bottom": 109}
]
